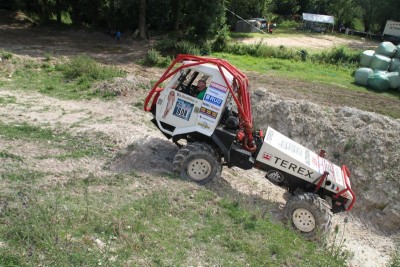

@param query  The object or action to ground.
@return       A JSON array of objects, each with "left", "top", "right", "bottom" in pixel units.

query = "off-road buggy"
[{"left": 144, "top": 54, "right": 355, "bottom": 237}]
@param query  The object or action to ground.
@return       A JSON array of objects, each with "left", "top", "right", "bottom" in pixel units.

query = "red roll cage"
[{"left": 144, "top": 54, "right": 257, "bottom": 152}]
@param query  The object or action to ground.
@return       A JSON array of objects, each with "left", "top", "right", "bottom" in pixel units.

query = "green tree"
[
  {"left": 356, "top": 0, "right": 375, "bottom": 32},
  {"left": 327, "top": 0, "right": 361, "bottom": 29},
  {"left": 298, "top": 0, "right": 330, "bottom": 14},
  {"left": 374, "top": 0, "right": 400, "bottom": 31},
  {"left": 272, "top": 0, "right": 300, "bottom": 16},
  {"left": 183, "top": 0, "right": 226, "bottom": 41}
]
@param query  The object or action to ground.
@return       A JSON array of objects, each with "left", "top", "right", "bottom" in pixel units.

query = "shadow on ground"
[{"left": 108, "top": 136, "right": 285, "bottom": 223}]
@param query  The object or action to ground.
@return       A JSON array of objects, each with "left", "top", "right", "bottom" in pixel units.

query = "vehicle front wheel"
[
  {"left": 284, "top": 193, "right": 333, "bottom": 239},
  {"left": 173, "top": 142, "right": 222, "bottom": 184}
]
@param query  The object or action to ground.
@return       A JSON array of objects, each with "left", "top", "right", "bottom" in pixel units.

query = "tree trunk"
[
  {"left": 171, "top": 0, "right": 181, "bottom": 31},
  {"left": 56, "top": 0, "right": 62, "bottom": 24},
  {"left": 139, "top": 0, "right": 148, "bottom": 40},
  {"left": 363, "top": 0, "right": 373, "bottom": 32},
  {"left": 109, "top": 0, "right": 115, "bottom": 28},
  {"left": 70, "top": 0, "right": 81, "bottom": 25},
  {"left": 41, "top": 0, "right": 50, "bottom": 23}
]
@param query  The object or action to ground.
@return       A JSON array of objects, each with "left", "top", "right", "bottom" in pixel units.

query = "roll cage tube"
[{"left": 144, "top": 54, "right": 256, "bottom": 152}]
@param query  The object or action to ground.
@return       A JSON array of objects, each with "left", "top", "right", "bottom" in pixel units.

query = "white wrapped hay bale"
[
  {"left": 386, "top": 72, "right": 400, "bottom": 89},
  {"left": 367, "top": 72, "right": 390, "bottom": 91},
  {"left": 375, "top": 41, "right": 397, "bottom": 57},
  {"left": 354, "top": 68, "right": 373, "bottom": 86},
  {"left": 370, "top": 54, "right": 391, "bottom": 71},
  {"left": 373, "top": 70, "right": 388, "bottom": 74},
  {"left": 360, "top": 50, "right": 375, "bottom": 67},
  {"left": 394, "top": 45, "right": 400, "bottom": 59},
  {"left": 389, "top": 58, "right": 400, "bottom": 72}
]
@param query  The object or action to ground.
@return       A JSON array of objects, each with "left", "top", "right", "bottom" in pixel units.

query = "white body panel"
[
  {"left": 256, "top": 127, "right": 353, "bottom": 201},
  {"left": 155, "top": 62, "right": 232, "bottom": 136}
]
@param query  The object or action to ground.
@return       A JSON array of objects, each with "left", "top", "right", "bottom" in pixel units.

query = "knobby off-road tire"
[
  {"left": 284, "top": 192, "right": 333, "bottom": 239},
  {"left": 173, "top": 142, "right": 222, "bottom": 185}
]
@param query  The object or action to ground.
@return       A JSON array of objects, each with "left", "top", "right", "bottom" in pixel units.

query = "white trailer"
[{"left": 383, "top": 20, "right": 400, "bottom": 43}]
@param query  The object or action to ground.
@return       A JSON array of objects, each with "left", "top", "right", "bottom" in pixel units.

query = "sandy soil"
[
  {"left": 0, "top": 13, "right": 398, "bottom": 266},
  {"left": 239, "top": 34, "right": 379, "bottom": 50}
]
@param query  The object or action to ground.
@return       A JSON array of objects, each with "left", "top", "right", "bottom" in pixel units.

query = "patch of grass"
[
  {"left": 44, "top": 52, "right": 53, "bottom": 62},
  {"left": 344, "top": 138, "right": 356, "bottom": 152},
  {"left": 0, "top": 95, "right": 16, "bottom": 105},
  {"left": 311, "top": 46, "right": 360, "bottom": 66},
  {"left": 1, "top": 169, "right": 46, "bottom": 182},
  {"left": 0, "top": 122, "right": 114, "bottom": 160},
  {"left": 0, "top": 151, "right": 23, "bottom": 161},
  {"left": 5, "top": 56, "right": 125, "bottom": 100},
  {"left": 212, "top": 52, "right": 358, "bottom": 89},
  {"left": 389, "top": 248, "right": 400, "bottom": 267},
  {"left": 0, "top": 176, "right": 348, "bottom": 266},
  {"left": 58, "top": 55, "right": 124, "bottom": 82},
  {"left": 0, "top": 122, "right": 55, "bottom": 141},
  {"left": 223, "top": 42, "right": 360, "bottom": 66},
  {"left": 0, "top": 50, "right": 13, "bottom": 60}
]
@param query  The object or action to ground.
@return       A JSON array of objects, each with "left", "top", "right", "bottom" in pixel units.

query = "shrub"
[
  {"left": 1, "top": 50, "right": 13, "bottom": 60},
  {"left": 154, "top": 38, "right": 177, "bottom": 53},
  {"left": 145, "top": 49, "right": 163, "bottom": 66},
  {"left": 212, "top": 30, "right": 231, "bottom": 52},
  {"left": 57, "top": 55, "right": 124, "bottom": 82},
  {"left": 144, "top": 49, "right": 172, "bottom": 67},
  {"left": 175, "top": 41, "right": 201, "bottom": 55},
  {"left": 225, "top": 42, "right": 301, "bottom": 61},
  {"left": 312, "top": 46, "right": 360, "bottom": 65}
]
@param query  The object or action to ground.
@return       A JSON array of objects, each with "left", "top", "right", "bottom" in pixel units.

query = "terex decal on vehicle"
[{"left": 273, "top": 156, "right": 314, "bottom": 178}]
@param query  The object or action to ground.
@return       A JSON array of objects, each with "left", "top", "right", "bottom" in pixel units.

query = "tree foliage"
[
  {"left": 4, "top": 0, "right": 400, "bottom": 36},
  {"left": 327, "top": 0, "right": 362, "bottom": 28}
]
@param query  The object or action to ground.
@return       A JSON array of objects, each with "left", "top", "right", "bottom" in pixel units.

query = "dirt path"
[{"left": 239, "top": 34, "right": 379, "bottom": 50}]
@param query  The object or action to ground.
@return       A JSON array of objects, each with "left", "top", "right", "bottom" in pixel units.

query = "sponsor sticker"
[
  {"left": 209, "top": 81, "right": 228, "bottom": 93},
  {"left": 278, "top": 140, "right": 303, "bottom": 157},
  {"left": 330, "top": 183, "right": 340, "bottom": 192},
  {"left": 176, "top": 92, "right": 193, "bottom": 102},
  {"left": 305, "top": 149, "right": 310, "bottom": 166},
  {"left": 263, "top": 153, "right": 272, "bottom": 160},
  {"left": 204, "top": 94, "right": 223, "bottom": 107},
  {"left": 200, "top": 107, "right": 218, "bottom": 119},
  {"left": 199, "top": 114, "right": 214, "bottom": 123},
  {"left": 265, "top": 129, "right": 274, "bottom": 142},
  {"left": 173, "top": 98, "right": 194, "bottom": 121},
  {"left": 197, "top": 121, "right": 210, "bottom": 129}
]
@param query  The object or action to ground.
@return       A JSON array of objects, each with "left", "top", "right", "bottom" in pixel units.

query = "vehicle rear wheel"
[
  {"left": 173, "top": 142, "right": 222, "bottom": 184},
  {"left": 284, "top": 193, "right": 332, "bottom": 238}
]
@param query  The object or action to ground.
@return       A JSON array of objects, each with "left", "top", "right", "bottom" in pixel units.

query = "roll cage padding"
[{"left": 144, "top": 54, "right": 256, "bottom": 152}]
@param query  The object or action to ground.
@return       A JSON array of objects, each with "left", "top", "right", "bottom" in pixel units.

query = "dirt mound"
[
  {"left": 252, "top": 89, "right": 400, "bottom": 234},
  {"left": 93, "top": 76, "right": 146, "bottom": 96}
]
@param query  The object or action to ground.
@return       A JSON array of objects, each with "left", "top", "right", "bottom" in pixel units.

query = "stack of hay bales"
[{"left": 355, "top": 41, "right": 400, "bottom": 92}]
